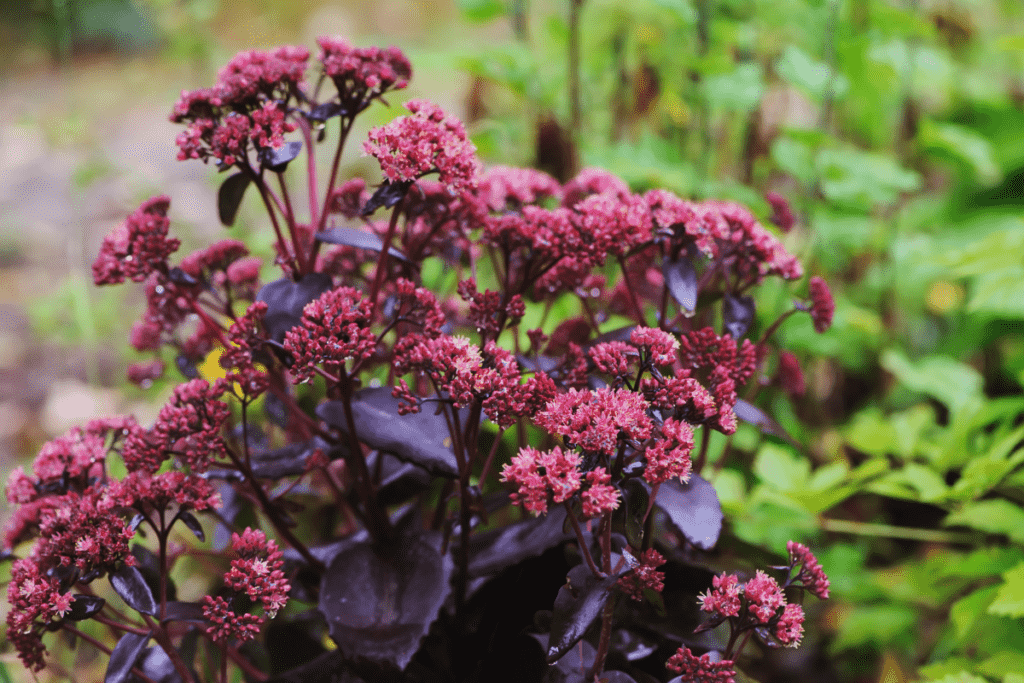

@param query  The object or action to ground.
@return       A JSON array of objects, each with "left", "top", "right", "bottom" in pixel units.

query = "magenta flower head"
[
  {"left": 317, "top": 36, "right": 411, "bottom": 106},
  {"left": 363, "top": 99, "right": 479, "bottom": 192},
  {"left": 788, "top": 540, "right": 831, "bottom": 599},
  {"left": 766, "top": 191, "right": 796, "bottom": 232},
  {"left": 666, "top": 647, "right": 736, "bottom": 683},
  {"left": 93, "top": 196, "right": 180, "bottom": 285},
  {"left": 500, "top": 445, "right": 582, "bottom": 515},
  {"left": 283, "top": 286, "right": 377, "bottom": 384},
  {"left": 808, "top": 276, "right": 835, "bottom": 333}
]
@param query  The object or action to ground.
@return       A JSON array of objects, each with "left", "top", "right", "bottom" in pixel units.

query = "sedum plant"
[{"left": 4, "top": 37, "right": 833, "bottom": 683}]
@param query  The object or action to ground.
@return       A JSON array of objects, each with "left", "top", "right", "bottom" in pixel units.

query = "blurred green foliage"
[{"left": 454, "top": 0, "right": 1024, "bottom": 681}]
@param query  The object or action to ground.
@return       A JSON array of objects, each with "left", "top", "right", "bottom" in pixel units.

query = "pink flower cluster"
[
  {"left": 697, "top": 542, "right": 830, "bottom": 651},
  {"left": 535, "top": 387, "right": 653, "bottom": 455},
  {"left": 283, "top": 286, "right": 377, "bottom": 383},
  {"left": 92, "top": 196, "right": 180, "bottom": 285},
  {"left": 808, "top": 276, "right": 835, "bottom": 333},
  {"left": 788, "top": 541, "right": 831, "bottom": 599},
  {"left": 394, "top": 334, "right": 555, "bottom": 428},
  {"left": 202, "top": 528, "right": 290, "bottom": 644},
  {"left": 703, "top": 568, "right": 806, "bottom": 648},
  {"left": 499, "top": 446, "right": 619, "bottom": 518},
  {"left": 317, "top": 36, "right": 411, "bottom": 108},
  {"left": 122, "top": 378, "right": 230, "bottom": 474},
  {"left": 6, "top": 560, "right": 74, "bottom": 671},
  {"left": 666, "top": 647, "right": 736, "bottom": 683},
  {"left": 363, "top": 99, "right": 480, "bottom": 192},
  {"left": 617, "top": 549, "right": 666, "bottom": 601},
  {"left": 643, "top": 418, "right": 694, "bottom": 485}
]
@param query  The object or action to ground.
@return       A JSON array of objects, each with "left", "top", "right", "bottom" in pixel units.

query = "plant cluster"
[{"left": 4, "top": 37, "right": 833, "bottom": 683}]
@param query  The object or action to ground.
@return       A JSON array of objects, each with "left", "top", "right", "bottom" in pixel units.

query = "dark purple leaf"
[
  {"left": 307, "top": 102, "right": 346, "bottom": 122},
  {"left": 217, "top": 172, "right": 251, "bottom": 227},
  {"left": 175, "top": 511, "right": 204, "bottom": 542},
  {"left": 128, "top": 646, "right": 182, "bottom": 683},
  {"left": 167, "top": 268, "right": 197, "bottom": 286},
  {"left": 129, "top": 514, "right": 145, "bottom": 533},
  {"left": 468, "top": 506, "right": 572, "bottom": 577},
  {"left": 362, "top": 180, "right": 412, "bottom": 215},
  {"left": 655, "top": 475, "right": 723, "bottom": 550},
  {"left": 105, "top": 631, "right": 150, "bottom": 683},
  {"left": 318, "top": 535, "right": 453, "bottom": 670},
  {"left": 256, "top": 273, "right": 333, "bottom": 342},
  {"left": 546, "top": 564, "right": 619, "bottom": 663},
  {"left": 367, "top": 451, "right": 432, "bottom": 507},
  {"left": 531, "top": 634, "right": 595, "bottom": 683},
  {"left": 611, "top": 629, "right": 657, "bottom": 662},
  {"left": 174, "top": 354, "right": 199, "bottom": 379},
  {"left": 49, "top": 564, "right": 79, "bottom": 593},
  {"left": 602, "top": 672, "right": 639, "bottom": 683},
  {"left": 67, "top": 594, "right": 105, "bottom": 621},
  {"left": 663, "top": 254, "right": 698, "bottom": 313},
  {"left": 614, "top": 479, "right": 650, "bottom": 550},
  {"left": 315, "top": 227, "right": 410, "bottom": 262},
  {"left": 259, "top": 141, "right": 303, "bottom": 172},
  {"left": 250, "top": 438, "right": 333, "bottom": 479},
  {"left": 317, "top": 388, "right": 460, "bottom": 478},
  {"left": 111, "top": 565, "right": 157, "bottom": 616},
  {"left": 733, "top": 399, "right": 798, "bottom": 446},
  {"left": 722, "top": 293, "right": 756, "bottom": 339},
  {"left": 160, "top": 602, "right": 206, "bottom": 624},
  {"left": 267, "top": 651, "right": 368, "bottom": 683}
]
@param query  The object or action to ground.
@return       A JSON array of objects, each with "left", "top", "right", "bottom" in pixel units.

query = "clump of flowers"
[{"left": 4, "top": 36, "right": 836, "bottom": 683}]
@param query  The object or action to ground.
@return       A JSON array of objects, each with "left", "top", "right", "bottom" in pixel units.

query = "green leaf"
[
  {"left": 704, "top": 63, "right": 765, "bottom": 112},
  {"left": 831, "top": 604, "right": 917, "bottom": 651},
  {"left": 945, "top": 500, "right": 1024, "bottom": 543},
  {"left": 923, "top": 674, "right": 989, "bottom": 683},
  {"left": 950, "top": 585, "right": 998, "bottom": 641},
  {"left": 456, "top": 0, "right": 506, "bottom": 21},
  {"left": 817, "top": 148, "right": 922, "bottom": 209},
  {"left": 920, "top": 120, "right": 1002, "bottom": 185},
  {"left": 881, "top": 350, "right": 983, "bottom": 415},
  {"left": 979, "top": 651, "right": 1024, "bottom": 680},
  {"left": 771, "top": 135, "right": 816, "bottom": 186},
  {"left": 753, "top": 444, "right": 810, "bottom": 492},
  {"left": 989, "top": 563, "right": 1024, "bottom": 617},
  {"left": 917, "top": 660, "right": 977, "bottom": 682},
  {"left": 775, "top": 45, "right": 848, "bottom": 101}
]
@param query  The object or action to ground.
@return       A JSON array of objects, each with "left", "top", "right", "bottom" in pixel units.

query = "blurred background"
[{"left": 1, "top": 1, "right": 1023, "bottom": 681}]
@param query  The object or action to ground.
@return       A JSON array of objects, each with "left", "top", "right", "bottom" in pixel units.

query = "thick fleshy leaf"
[
  {"left": 468, "top": 506, "right": 571, "bottom": 577},
  {"left": 307, "top": 102, "right": 346, "bottom": 123},
  {"left": 722, "top": 293, "right": 756, "bottom": 339},
  {"left": 317, "top": 388, "right": 460, "bottom": 477},
  {"left": 67, "top": 594, "right": 105, "bottom": 621},
  {"left": 267, "top": 651, "right": 359, "bottom": 683},
  {"left": 733, "top": 399, "right": 798, "bottom": 446},
  {"left": 111, "top": 565, "right": 157, "bottom": 616},
  {"left": 259, "top": 141, "right": 303, "bottom": 172},
  {"left": 614, "top": 479, "right": 650, "bottom": 550},
  {"left": 663, "top": 254, "right": 698, "bottom": 312},
  {"left": 611, "top": 629, "right": 657, "bottom": 662},
  {"left": 250, "top": 438, "right": 334, "bottom": 479},
  {"left": 655, "top": 475, "right": 723, "bottom": 550},
  {"left": 161, "top": 602, "right": 207, "bottom": 624},
  {"left": 166, "top": 267, "right": 198, "bottom": 286},
  {"left": 546, "top": 564, "right": 619, "bottom": 663},
  {"left": 128, "top": 646, "right": 181, "bottom": 683},
  {"left": 175, "top": 354, "right": 199, "bottom": 380},
  {"left": 218, "top": 172, "right": 251, "bottom": 227},
  {"left": 362, "top": 180, "right": 412, "bottom": 215},
  {"left": 129, "top": 514, "right": 145, "bottom": 533},
  {"left": 367, "top": 451, "right": 432, "bottom": 507},
  {"left": 318, "top": 534, "right": 453, "bottom": 670},
  {"left": 105, "top": 631, "right": 150, "bottom": 683},
  {"left": 256, "top": 273, "right": 334, "bottom": 342},
  {"left": 315, "top": 227, "right": 410, "bottom": 262},
  {"left": 175, "top": 511, "right": 205, "bottom": 542}
]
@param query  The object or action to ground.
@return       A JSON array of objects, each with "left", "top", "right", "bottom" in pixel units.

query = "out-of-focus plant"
[{"left": 1, "top": 36, "right": 838, "bottom": 683}]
